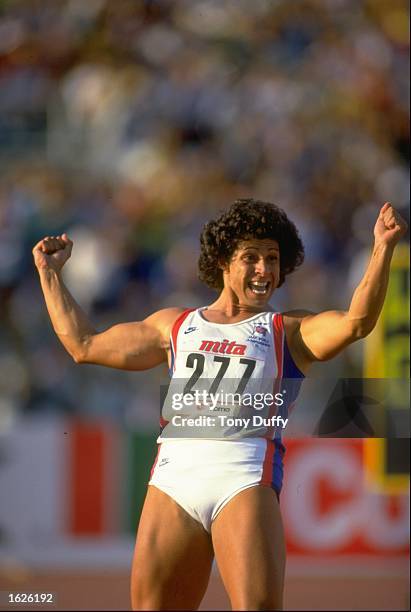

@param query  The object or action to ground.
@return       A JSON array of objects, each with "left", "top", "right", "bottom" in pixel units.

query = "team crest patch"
[{"left": 247, "top": 322, "right": 270, "bottom": 348}]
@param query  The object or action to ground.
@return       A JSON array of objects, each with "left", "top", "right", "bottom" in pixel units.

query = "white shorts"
[{"left": 148, "top": 438, "right": 283, "bottom": 533}]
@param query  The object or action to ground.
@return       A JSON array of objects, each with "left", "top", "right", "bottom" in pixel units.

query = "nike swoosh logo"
[{"left": 184, "top": 327, "right": 197, "bottom": 334}]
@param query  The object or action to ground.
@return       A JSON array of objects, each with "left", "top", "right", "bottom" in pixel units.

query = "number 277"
[{"left": 183, "top": 353, "right": 256, "bottom": 395}]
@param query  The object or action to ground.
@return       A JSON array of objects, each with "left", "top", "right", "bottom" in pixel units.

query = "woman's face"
[{"left": 222, "top": 239, "right": 280, "bottom": 307}]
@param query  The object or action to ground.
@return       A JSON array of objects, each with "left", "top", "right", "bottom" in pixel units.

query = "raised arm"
[
  {"left": 285, "top": 203, "right": 408, "bottom": 365},
  {"left": 33, "top": 234, "right": 183, "bottom": 370}
]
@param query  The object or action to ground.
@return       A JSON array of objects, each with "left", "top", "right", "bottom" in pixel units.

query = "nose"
[{"left": 254, "top": 257, "right": 270, "bottom": 276}]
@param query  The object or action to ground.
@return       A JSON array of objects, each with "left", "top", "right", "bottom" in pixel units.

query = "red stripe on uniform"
[
  {"left": 160, "top": 309, "right": 195, "bottom": 430},
  {"left": 149, "top": 444, "right": 162, "bottom": 479},
  {"left": 272, "top": 313, "right": 284, "bottom": 379},
  {"left": 260, "top": 439, "right": 275, "bottom": 485},
  {"left": 170, "top": 308, "right": 195, "bottom": 372},
  {"left": 159, "top": 416, "right": 168, "bottom": 429},
  {"left": 267, "top": 313, "right": 285, "bottom": 438}
]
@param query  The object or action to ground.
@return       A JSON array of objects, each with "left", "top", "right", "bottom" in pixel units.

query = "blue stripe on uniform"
[
  {"left": 271, "top": 439, "right": 285, "bottom": 495},
  {"left": 169, "top": 342, "right": 175, "bottom": 377},
  {"left": 271, "top": 337, "right": 305, "bottom": 494}
]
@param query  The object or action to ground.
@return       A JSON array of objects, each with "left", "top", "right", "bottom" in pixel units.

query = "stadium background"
[{"left": 0, "top": 0, "right": 409, "bottom": 610}]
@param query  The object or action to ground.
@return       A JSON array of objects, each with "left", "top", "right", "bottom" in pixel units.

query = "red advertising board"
[{"left": 281, "top": 439, "right": 409, "bottom": 556}]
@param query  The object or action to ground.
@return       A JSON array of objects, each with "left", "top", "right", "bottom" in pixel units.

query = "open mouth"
[{"left": 248, "top": 281, "right": 270, "bottom": 295}]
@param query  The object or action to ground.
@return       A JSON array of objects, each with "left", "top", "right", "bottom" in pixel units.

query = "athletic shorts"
[{"left": 148, "top": 438, "right": 283, "bottom": 533}]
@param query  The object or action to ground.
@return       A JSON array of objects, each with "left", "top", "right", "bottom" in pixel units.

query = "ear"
[{"left": 218, "top": 258, "right": 229, "bottom": 273}]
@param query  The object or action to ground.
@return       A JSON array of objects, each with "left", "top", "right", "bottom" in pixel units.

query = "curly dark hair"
[{"left": 198, "top": 198, "right": 304, "bottom": 290}]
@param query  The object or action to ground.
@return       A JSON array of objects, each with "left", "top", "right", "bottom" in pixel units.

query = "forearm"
[
  {"left": 38, "top": 268, "right": 97, "bottom": 360},
  {"left": 347, "top": 241, "right": 394, "bottom": 337},
  {"left": 298, "top": 204, "right": 406, "bottom": 362}
]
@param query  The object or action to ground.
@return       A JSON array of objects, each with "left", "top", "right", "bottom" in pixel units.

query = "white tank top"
[{"left": 159, "top": 307, "right": 303, "bottom": 440}]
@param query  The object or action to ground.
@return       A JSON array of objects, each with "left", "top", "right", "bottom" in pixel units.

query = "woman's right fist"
[{"left": 32, "top": 233, "right": 73, "bottom": 272}]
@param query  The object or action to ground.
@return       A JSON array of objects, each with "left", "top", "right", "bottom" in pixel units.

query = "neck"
[{"left": 207, "top": 289, "right": 271, "bottom": 317}]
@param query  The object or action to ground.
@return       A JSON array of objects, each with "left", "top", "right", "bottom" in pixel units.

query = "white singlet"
[{"left": 148, "top": 307, "right": 304, "bottom": 532}]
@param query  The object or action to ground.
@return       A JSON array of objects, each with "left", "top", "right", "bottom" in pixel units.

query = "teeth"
[
  {"left": 250, "top": 281, "right": 269, "bottom": 288},
  {"left": 249, "top": 281, "right": 269, "bottom": 294}
]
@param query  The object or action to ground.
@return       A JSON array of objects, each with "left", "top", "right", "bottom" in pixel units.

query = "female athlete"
[{"left": 33, "top": 198, "right": 406, "bottom": 610}]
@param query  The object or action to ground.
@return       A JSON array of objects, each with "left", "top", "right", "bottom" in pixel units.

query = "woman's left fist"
[{"left": 374, "top": 202, "right": 408, "bottom": 247}]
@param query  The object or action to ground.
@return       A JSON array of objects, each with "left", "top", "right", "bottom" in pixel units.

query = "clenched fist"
[
  {"left": 374, "top": 202, "right": 408, "bottom": 248},
  {"left": 33, "top": 233, "right": 73, "bottom": 272}
]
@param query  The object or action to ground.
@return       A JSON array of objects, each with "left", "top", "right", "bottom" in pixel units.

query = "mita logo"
[{"left": 199, "top": 339, "right": 246, "bottom": 355}]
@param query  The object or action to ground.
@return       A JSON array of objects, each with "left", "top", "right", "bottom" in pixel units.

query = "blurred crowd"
[{"left": 0, "top": 0, "right": 409, "bottom": 427}]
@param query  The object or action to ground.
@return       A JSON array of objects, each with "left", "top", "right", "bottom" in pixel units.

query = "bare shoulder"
[
  {"left": 144, "top": 307, "right": 188, "bottom": 340},
  {"left": 281, "top": 310, "right": 317, "bottom": 374},
  {"left": 282, "top": 309, "right": 316, "bottom": 328}
]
